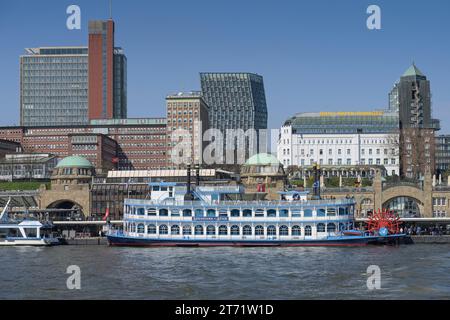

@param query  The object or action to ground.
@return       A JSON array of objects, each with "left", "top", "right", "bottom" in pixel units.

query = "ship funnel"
[
  {"left": 195, "top": 164, "right": 200, "bottom": 186},
  {"left": 185, "top": 164, "right": 194, "bottom": 201}
]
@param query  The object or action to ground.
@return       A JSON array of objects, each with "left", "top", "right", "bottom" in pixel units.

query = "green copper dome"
[
  {"left": 245, "top": 153, "right": 280, "bottom": 166},
  {"left": 56, "top": 156, "right": 93, "bottom": 168}
]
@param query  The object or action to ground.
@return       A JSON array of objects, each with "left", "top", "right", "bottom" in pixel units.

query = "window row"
[
  {"left": 125, "top": 206, "right": 352, "bottom": 218},
  {"left": 126, "top": 223, "right": 340, "bottom": 236}
]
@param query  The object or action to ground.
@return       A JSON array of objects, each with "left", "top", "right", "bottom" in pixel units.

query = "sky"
[{"left": 0, "top": 0, "right": 449, "bottom": 132}]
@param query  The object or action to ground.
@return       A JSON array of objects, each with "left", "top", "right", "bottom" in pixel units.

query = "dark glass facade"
[
  {"left": 200, "top": 73, "right": 268, "bottom": 132},
  {"left": 90, "top": 183, "right": 151, "bottom": 220},
  {"left": 435, "top": 135, "right": 450, "bottom": 174},
  {"left": 113, "top": 49, "right": 127, "bottom": 119}
]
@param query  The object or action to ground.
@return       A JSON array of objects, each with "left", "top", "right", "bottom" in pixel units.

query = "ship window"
[
  {"left": 195, "top": 225, "right": 204, "bottom": 235},
  {"left": 317, "top": 223, "right": 326, "bottom": 232},
  {"left": 183, "top": 209, "right": 192, "bottom": 217},
  {"left": 231, "top": 225, "right": 239, "bottom": 235},
  {"left": 339, "top": 208, "right": 346, "bottom": 216},
  {"left": 267, "top": 209, "right": 276, "bottom": 217},
  {"left": 171, "top": 225, "right": 180, "bottom": 235},
  {"left": 159, "top": 225, "right": 168, "bottom": 235},
  {"left": 279, "top": 225, "right": 289, "bottom": 236},
  {"left": 243, "top": 225, "right": 252, "bottom": 235},
  {"left": 147, "top": 208, "right": 157, "bottom": 216},
  {"left": 255, "top": 225, "right": 264, "bottom": 236},
  {"left": 130, "top": 223, "right": 136, "bottom": 233},
  {"left": 219, "top": 225, "right": 228, "bottom": 235},
  {"left": 292, "top": 225, "right": 301, "bottom": 236},
  {"left": 255, "top": 209, "right": 264, "bottom": 217},
  {"left": 207, "top": 209, "right": 216, "bottom": 217},
  {"left": 207, "top": 225, "right": 216, "bottom": 235},
  {"left": 304, "top": 209, "right": 313, "bottom": 217},
  {"left": 327, "top": 223, "right": 336, "bottom": 233},
  {"left": 243, "top": 209, "right": 252, "bottom": 217},
  {"left": 327, "top": 208, "right": 336, "bottom": 216},
  {"left": 159, "top": 209, "right": 169, "bottom": 216},
  {"left": 279, "top": 209, "right": 289, "bottom": 217},
  {"left": 152, "top": 186, "right": 160, "bottom": 191},
  {"left": 291, "top": 209, "right": 301, "bottom": 217},
  {"left": 195, "top": 209, "right": 204, "bottom": 217},
  {"left": 137, "top": 224, "right": 145, "bottom": 234},
  {"left": 219, "top": 209, "right": 228, "bottom": 218},
  {"left": 171, "top": 210, "right": 180, "bottom": 217},
  {"left": 339, "top": 223, "right": 346, "bottom": 231},
  {"left": 183, "top": 225, "right": 192, "bottom": 235},
  {"left": 317, "top": 209, "right": 326, "bottom": 217},
  {"left": 305, "top": 225, "right": 312, "bottom": 236},
  {"left": 231, "top": 209, "right": 240, "bottom": 217},
  {"left": 24, "top": 228, "right": 37, "bottom": 238},
  {"left": 137, "top": 208, "right": 145, "bottom": 215},
  {"left": 267, "top": 225, "right": 276, "bottom": 236},
  {"left": 147, "top": 224, "right": 156, "bottom": 234}
]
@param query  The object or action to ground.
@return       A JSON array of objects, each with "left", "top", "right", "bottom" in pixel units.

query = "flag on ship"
[{"left": 103, "top": 207, "right": 110, "bottom": 221}]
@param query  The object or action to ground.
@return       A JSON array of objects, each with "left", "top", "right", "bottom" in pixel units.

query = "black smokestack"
[
  {"left": 187, "top": 164, "right": 191, "bottom": 194},
  {"left": 185, "top": 164, "right": 194, "bottom": 200},
  {"left": 195, "top": 164, "right": 200, "bottom": 186}
]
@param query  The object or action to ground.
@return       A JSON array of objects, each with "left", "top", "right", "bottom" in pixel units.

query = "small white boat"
[{"left": 0, "top": 198, "right": 60, "bottom": 247}]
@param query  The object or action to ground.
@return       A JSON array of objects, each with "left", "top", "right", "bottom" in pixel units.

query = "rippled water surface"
[{"left": 1, "top": 244, "right": 449, "bottom": 299}]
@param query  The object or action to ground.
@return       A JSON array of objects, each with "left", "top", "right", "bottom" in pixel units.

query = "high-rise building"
[
  {"left": 389, "top": 64, "right": 439, "bottom": 178},
  {"left": 20, "top": 47, "right": 89, "bottom": 126},
  {"left": 200, "top": 73, "right": 268, "bottom": 132},
  {"left": 389, "top": 64, "right": 431, "bottom": 129},
  {"left": 113, "top": 48, "right": 127, "bottom": 119},
  {"left": 166, "top": 92, "right": 209, "bottom": 168},
  {"left": 88, "top": 20, "right": 127, "bottom": 120},
  {"left": 20, "top": 19, "right": 127, "bottom": 127}
]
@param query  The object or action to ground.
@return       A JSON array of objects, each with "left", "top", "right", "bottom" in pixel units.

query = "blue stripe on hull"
[{"left": 106, "top": 235, "right": 389, "bottom": 247}]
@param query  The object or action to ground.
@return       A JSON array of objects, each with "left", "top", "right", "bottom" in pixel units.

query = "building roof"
[
  {"left": 245, "top": 153, "right": 280, "bottom": 166},
  {"left": 56, "top": 156, "right": 93, "bottom": 169},
  {"left": 284, "top": 110, "right": 399, "bottom": 134},
  {"left": 402, "top": 64, "right": 425, "bottom": 77}
]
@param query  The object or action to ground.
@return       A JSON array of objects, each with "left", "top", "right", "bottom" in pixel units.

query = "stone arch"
[
  {"left": 383, "top": 196, "right": 423, "bottom": 218},
  {"left": 46, "top": 199, "right": 86, "bottom": 220},
  {"left": 382, "top": 186, "right": 425, "bottom": 206},
  {"left": 47, "top": 199, "right": 83, "bottom": 210}
]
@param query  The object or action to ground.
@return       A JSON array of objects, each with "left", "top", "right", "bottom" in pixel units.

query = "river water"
[{"left": 0, "top": 244, "right": 449, "bottom": 300}]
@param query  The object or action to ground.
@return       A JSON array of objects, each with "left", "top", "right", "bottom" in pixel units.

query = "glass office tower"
[
  {"left": 20, "top": 45, "right": 127, "bottom": 127},
  {"left": 20, "top": 47, "right": 89, "bottom": 126},
  {"left": 200, "top": 73, "right": 268, "bottom": 132}
]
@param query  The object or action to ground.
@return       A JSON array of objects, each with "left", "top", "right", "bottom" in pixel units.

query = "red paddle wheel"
[{"left": 366, "top": 208, "right": 401, "bottom": 235}]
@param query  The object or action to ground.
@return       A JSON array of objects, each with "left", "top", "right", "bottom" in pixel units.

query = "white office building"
[{"left": 277, "top": 111, "right": 400, "bottom": 177}]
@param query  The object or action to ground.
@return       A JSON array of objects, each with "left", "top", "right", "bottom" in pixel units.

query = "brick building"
[{"left": 0, "top": 118, "right": 167, "bottom": 172}]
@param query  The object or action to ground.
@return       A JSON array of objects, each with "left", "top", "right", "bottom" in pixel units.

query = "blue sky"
[{"left": 0, "top": 0, "right": 449, "bottom": 132}]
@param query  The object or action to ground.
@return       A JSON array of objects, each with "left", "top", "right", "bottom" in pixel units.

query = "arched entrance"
[
  {"left": 47, "top": 200, "right": 85, "bottom": 221},
  {"left": 383, "top": 196, "right": 422, "bottom": 218}
]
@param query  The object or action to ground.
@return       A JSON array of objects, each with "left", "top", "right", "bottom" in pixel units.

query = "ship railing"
[{"left": 124, "top": 198, "right": 356, "bottom": 207}]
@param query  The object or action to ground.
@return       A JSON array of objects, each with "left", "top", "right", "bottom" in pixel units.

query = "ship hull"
[
  {"left": 0, "top": 239, "right": 53, "bottom": 246},
  {"left": 107, "top": 234, "right": 406, "bottom": 247}
]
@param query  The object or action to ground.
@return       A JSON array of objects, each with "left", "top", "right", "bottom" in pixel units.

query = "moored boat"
[
  {"left": 0, "top": 199, "right": 60, "bottom": 247},
  {"left": 107, "top": 179, "right": 407, "bottom": 247}
]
